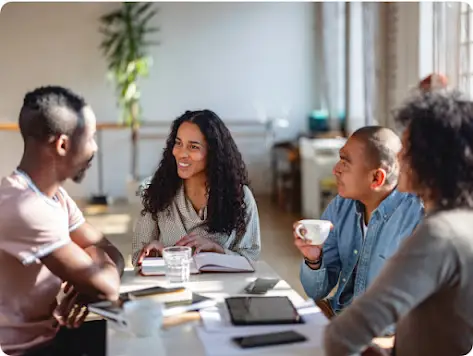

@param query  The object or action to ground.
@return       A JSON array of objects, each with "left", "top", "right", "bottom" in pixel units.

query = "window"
[{"left": 459, "top": 2, "right": 473, "bottom": 95}]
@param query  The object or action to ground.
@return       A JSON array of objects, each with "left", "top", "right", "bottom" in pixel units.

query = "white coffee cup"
[
  {"left": 122, "top": 299, "right": 164, "bottom": 337},
  {"left": 295, "top": 219, "right": 332, "bottom": 245}
]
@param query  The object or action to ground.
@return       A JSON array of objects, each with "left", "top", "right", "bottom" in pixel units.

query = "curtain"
[{"left": 318, "top": 2, "right": 383, "bottom": 132}]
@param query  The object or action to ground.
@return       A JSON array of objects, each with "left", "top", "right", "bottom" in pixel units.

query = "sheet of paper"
[
  {"left": 141, "top": 258, "right": 166, "bottom": 275},
  {"left": 195, "top": 323, "right": 325, "bottom": 356},
  {"left": 194, "top": 253, "right": 254, "bottom": 271},
  {"left": 142, "top": 257, "right": 166, "bottom": 267},
  {"left": 197, "top": 300, "right": 327, "bottom": 355},
  {"left": 200, "top": 301, "right": 328, "bottom": 333}
]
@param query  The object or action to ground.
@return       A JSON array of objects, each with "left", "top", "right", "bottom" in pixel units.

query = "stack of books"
[{"left": 88, "top": 285, "right": 217, "bottom": 325}]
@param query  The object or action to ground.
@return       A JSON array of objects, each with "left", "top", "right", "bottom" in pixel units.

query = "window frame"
[{"left": 459, "top": 3, "right": 472, "bottom": 94}]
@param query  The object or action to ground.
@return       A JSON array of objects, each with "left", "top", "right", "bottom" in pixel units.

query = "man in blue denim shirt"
[{"left": 295, "top": 126, "right": 423, "bottom": 315}]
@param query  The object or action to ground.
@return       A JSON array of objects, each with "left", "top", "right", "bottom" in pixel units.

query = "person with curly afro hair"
[
  {"left": 324, "top": 90, "right": 473, "bottom": 356},
  {"left": 132, "top": 110, "right": 261, "bottom": 266}
]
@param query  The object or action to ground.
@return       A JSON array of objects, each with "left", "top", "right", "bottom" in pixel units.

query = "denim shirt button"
[
  {"left": 354, "top": 249, "right": 358, "bottom": 254},
  {"left": 342, "top": 278, "right": 346, "bottom": 282}
]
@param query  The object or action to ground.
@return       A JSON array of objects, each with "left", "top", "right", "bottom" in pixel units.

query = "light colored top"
[
  {"left": 132, "top": 185, "right": 261, "bottom": 266},
  {"left": 0, "top": 170, "right": 85, "bottom": 355},
  {"left": 324, "top": 209, "right": 473, "bottom": 356}
]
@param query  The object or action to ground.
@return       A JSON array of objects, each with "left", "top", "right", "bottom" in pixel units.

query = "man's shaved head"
[
  {"left": 19, "top": 86, "right": 87, "bottom": 144},
  {"left": 17, "top": 85, "right": 98, "bottom": 184},
  {"left": 351, "top": 126, "right": 402, "bottom": 185}
]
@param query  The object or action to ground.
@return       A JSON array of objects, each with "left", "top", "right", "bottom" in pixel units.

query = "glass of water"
[{"left": 162, "top": 246, "right": 192, "bottom": 283}]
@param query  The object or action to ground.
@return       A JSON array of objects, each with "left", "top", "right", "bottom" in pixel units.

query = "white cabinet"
[{"left": 299, "top": 137, "right": 346, "bottom": 218}]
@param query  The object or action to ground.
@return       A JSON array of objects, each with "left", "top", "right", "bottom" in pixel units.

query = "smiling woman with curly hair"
[{"left": 131, "top": 110, "right": 261, "bottom": 266}]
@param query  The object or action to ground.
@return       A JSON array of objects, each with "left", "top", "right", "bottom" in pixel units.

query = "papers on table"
[
  {"left": 200, "top": 300, "right": 327, "bottom": 332},
  {"left": 196, "top": 300, "right": 328, "bottom": 355},
  {"left": 194, "top": 253, "right": 255, "bottom": 272}
]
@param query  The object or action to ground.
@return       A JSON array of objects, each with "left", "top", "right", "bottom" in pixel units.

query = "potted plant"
[{"left": 99, "top": 2, "right": 158, "bottom": 203}]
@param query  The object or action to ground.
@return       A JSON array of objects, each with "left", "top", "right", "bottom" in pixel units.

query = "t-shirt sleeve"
[
  {"left": 0, "top": 194, "right": 71, "bottom": 266},
  {"left": 58, "top": 187, "right": 85, "bottom": 232}
]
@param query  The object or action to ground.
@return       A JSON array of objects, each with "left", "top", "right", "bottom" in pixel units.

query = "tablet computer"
[{"left": 225, "top": 296, "right": 303, "bottom": 326}]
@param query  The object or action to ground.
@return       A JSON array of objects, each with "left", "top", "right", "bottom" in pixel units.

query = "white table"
[{"left": 107, "top": 261, "right": 326, "bottom": 356}]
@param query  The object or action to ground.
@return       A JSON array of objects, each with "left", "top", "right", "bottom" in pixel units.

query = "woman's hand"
[
  {"left": 137, "top": 240, "right": 165, "bottom": 265},
  {"left": 175, "top": 234, "right": 224, "bottom": 255}
]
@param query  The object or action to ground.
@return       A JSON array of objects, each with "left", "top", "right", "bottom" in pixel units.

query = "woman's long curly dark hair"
[
  {"left": 142, "top": 110, "right": 250, "bottom": 236},
  {"left": 394, "top": 90, "right": 473, "bottom": 209}
]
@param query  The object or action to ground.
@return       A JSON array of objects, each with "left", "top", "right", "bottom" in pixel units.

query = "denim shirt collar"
[{"left": 354, "top": 188, "right": 404, "bottom": 221}]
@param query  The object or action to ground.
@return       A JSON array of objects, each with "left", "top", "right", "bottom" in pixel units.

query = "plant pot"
[{"left": 89, "top": 194, "right": 109, "bottom": 206}]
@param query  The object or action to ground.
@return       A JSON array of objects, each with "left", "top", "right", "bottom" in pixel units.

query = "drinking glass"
[{"left": 162, "top": 246, "right": 192, "bottom": 283}]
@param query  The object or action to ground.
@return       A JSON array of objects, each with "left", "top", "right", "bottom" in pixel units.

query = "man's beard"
[
  {"left": 72, "top": 155, "right": 94, "bottom": 183},
  {"left": 72, "top": 169, "right": 86, "bottom": 183}
]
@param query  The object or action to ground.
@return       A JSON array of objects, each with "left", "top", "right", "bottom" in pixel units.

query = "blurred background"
[{"left": 0, "top": 1, "right": 468, "bottom": 292}]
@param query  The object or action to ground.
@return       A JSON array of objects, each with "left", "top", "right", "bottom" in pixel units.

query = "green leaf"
[
  {"left": 100, "top": 10, "right": 123, "bottom": 24},
  {"left": 124, "top": 83, "right": 137, "bottom": 101},
  {"left": 99, "top": 2, "right": 159, "bottom": 128},
  {"left": 99, "top": 27, "right": 117, "bottom": 38},
  {"left": 100, "top": 33, "right": 121, "bottom": 53},
  {"left": 138, "top": 9, "right": 158, "bottom": 28},
  {"left": 134, "top": 2, "right": 154, "bottom": 18},
  {"left": 135, "top": 57, "right": 150, "bottom": 76}
]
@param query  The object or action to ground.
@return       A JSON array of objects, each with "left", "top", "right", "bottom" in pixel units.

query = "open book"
[{"left": 140, "top": 252, "right": 255, "bottom": 276}]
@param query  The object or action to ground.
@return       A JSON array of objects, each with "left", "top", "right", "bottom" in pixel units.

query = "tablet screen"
[{"left": 225, "top": 296, "right": 302, "bottom": 325}]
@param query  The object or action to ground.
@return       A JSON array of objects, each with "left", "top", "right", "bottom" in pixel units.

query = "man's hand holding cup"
[{"left": 293, "top": 219, "right": 333, "bottom": 269}]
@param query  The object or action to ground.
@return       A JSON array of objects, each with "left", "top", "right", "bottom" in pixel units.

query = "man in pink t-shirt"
[{"left": 0, "top": 86, "right": 124, "bottom": 355}]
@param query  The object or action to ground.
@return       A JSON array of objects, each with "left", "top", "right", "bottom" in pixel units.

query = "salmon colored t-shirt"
[{"left": 0, "top": 170, "right": 85, "bottom": 355}]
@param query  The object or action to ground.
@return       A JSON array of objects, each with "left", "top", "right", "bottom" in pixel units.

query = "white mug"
[
  {"left": 295, "top": 219, "right": 332, "bottom": 245},
  {"left": 122, "top": 299, "right": 164, "bottom": 337}
]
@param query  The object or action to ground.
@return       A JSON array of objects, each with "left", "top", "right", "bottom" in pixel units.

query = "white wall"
[{"left": 0, "top": 2, "right": 317, "bottom": 198}]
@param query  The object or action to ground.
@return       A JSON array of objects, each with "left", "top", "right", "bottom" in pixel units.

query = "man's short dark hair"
[
  {"left": 394, "top": 90, "right": 473, "bottom": 209},
  {"left": 352, "top": 126, "right": 402, "bottom": 185},
  {"left": 19, "top": 86, "right": 87, "bottom": 143}
]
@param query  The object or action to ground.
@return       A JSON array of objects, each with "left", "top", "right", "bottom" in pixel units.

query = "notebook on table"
[{"left": 140, "top": 252, "right": 255, "bottom": 276}]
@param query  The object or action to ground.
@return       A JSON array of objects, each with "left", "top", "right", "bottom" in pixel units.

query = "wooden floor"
[{"left": 82, "top": 195, "right": 307, "bottom": 297}]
